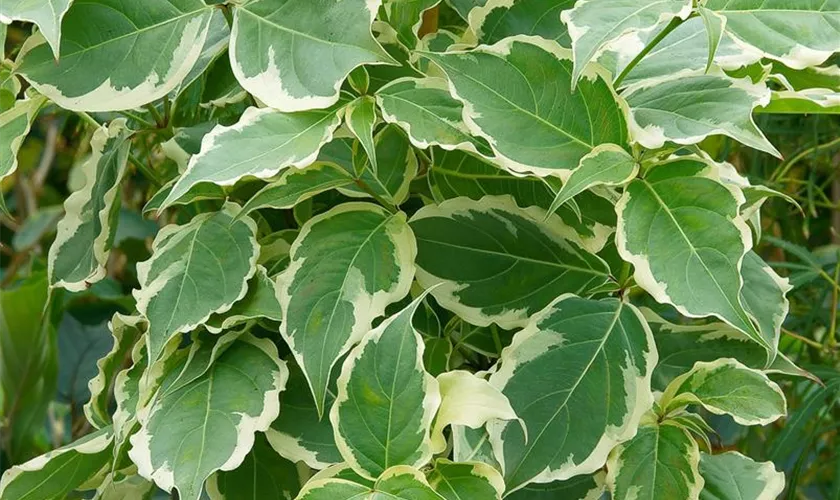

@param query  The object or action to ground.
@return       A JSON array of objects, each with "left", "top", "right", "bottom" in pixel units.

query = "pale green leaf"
[
  {"left": 605, "top": 422, "right": 703, "bottom": 500},
  {"left": 297, "top": 466, "right": 444, "bottom": 499},
  {"left": 277, "top": 202, "right": 416, "bottom": 415},
  {"left": 346, "top": 96, "right": 379, "bottom": 172},
  {"left": 161, "top": 104, "right": 344, "bottom": 210},
  {"left": 616, "top": 158, "right": 772, "bottom": 355},
  {"left": 0, "top": 95, "right": 46, "bottom": 185},
  {"left": 468, "top": 0, "right": 574, "bottom": 46},
  {"left": 705, "top": 0, "right": 840, "bottom": 70},
  {"left": 143, "top": 180, "right": 226, "bottom": 217},
  {"left": 266, "top": 358, "right": 342, "bottom": 469},
  {"left": 0, "top": 428, "right": 114, "bottom": 500},
  {"left": 430, "top": 370, "right": 517, "bottom": 454},
  {"left": 488, "top": 296, "right": 656, "bottom": 492},
  {"left": 204, "top": 265, "right": 283, "bottom": 334},
  {"left": 739, "top": 251, "right": 791, "bottom": 356},
  {"left": 698, "top": 7, "right": 726, "bottom": 73},
  {"left": 383, "top": 0, "right": 440, "bottom": 50},
  {"left": 699, "top": 452, "right": 785, "bottom": 500},
  {"left": 547, "top": 144, "right": 637, "bottom": 216},
  {"left": 0, "top": 0, "right": 71, "bottom": 58},
  {"left": 239, "top": 162, "right": 354, "bottom": 218},
  {"left": 129, "top": 334, "right": 288, "bottom": 500},
  {"left": 623, "top": 70, "right": 779, "bottom": 157},
  {"left": 561, "top": 0, "right": 693, "bottom": 86},
  {"left": 410, "top": 195, "right": 611, "bottom": 329},
  {"left": 49, "top": 119, "right": 132, "bottom": 291},
  {"left": 421, "top": 37, "right": 627, "bottom": 177},
  {"left": 375, "top": 77, "right": 492, "bottom": 156},
  {"left": 84, "top": 314, "right": 145, "bottom": 430},
  {"left": 16, "top": 0, "right": 215, "bottom": 111},
  {"left": 427, "top": 460, "right": 505, "bottom": 500},
  {"left": 661, "top": 359, "right": 787, "bottom": 426},
  {"left": 331, "top": 296, "right": 441, "bottom": 479},
  {"left": 169, "top": 10, "right": 230, "bottom": 99},
  {"left": 206, "top": 433, "right": 301, "bottom": 500},
  {"left": 451, "top": 426, "right": 500, "bottom": 469},
  {"left": 296, "top": 478, "right": 370, "bottom": 500},
  {"left": 230, "top": 0, "right": 394, "bottom": 112},
  {"left": 134, "top": 204, "right": 259, "bottom": 362},
  {"left": 92, "top": 471, "right": 156, "bottom": 500}
]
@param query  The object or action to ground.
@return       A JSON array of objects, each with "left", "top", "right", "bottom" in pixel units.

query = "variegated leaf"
[
  {"left": 606, "top": 421, "right": 703, "bottom": 500},
  {"left": 0, "top": 94, "right": 46, "bottom": 186},
  {"left": 410, "top": 195, "right": 611, "bottom": 329},
  {"left": 239, "top": 162, "right": 354, "bottom": 218},
  {"left": 134, "top": 204, "right": 259, "bottom": 362},
  {"left": 427, "top": 460, "right": 505, "bottom": 500},
  {"left": 129, "top": 334, "right": 288, "bottom": 500},
  {"left": 338, "top": 126, "right": 418, "bottom": 206},
  {"left": 297, "top": 466, "right": 444, "bottom": 500},
  {"left": 345, "top": 96, "right": 379, "bottom": 172},
  {"left": 468, "top": 0, "right": 574, "bottom": 46},
  {"left": 561, "top": 0, "right": 693, "bottom": 86},
  {"left": 230, "top": 0, "right": 394, "bottom": 112},
  {"left": 161, "top": 104, "right": 344, "bottom": 210},
  {"left": 421, "top": 36, "right": 627, "bottom": 177},
  {"left": 547, "top": 144, "right": 638, "bottom": 215},
  {"left": 266, "top": 358, "right": 342, "bottom": 470},
  {"left": 623, "top": 70, "right": 779, "bottom": 156},
  {"left": 383, "top": 0, "right": 440, "bottom": 49},
  {"left": 204, "top": 265, "right": 283, "bottom": 334},
  {"left": 616, "top": 158, "right": 772, "bottom": 356},
  {"left": 699, "top": 452, "right": 785, "bottom": 500},
  {"left": 0, "top": 0, "right": 72, "bottom": 58},
  {"left": 0, "top": 428, "right": 114, "bottom": 500},
  {"left": 488, "top": 296, "right": 656, "bottom": 493},
  {"left": 16, "top": 0, "right": 214, "bottom": 111},
  {"left": 49, "top": 119, "right": 132, "bottom": 291},
  {"left": 506, "top": 473, "right": 606, "bottom": 500},
  {"left": 375, "top": 77, "right": 492, "bottom": 156},
  {"left": 331, "top": 296, "right": 441, "bottom": 479},
  {"left": 661, "top": 359, "right": 787, "bottom": 426},
  {"left": 277, "top": 202, "right": 416, "bottom": 415}
]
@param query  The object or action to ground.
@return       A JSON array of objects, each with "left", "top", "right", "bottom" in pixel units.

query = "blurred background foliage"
[{"left": 0, "top": 19, "right": 838, "bottom": 500}]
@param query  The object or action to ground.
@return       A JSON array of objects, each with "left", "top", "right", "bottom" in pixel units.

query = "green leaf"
[
  {"left": 410, "top": 195, "right": 611, "bottom": 329},
  {"left": 0, "top": 0, "right": 72, "bottom": 58},
  {"left": 0, "top": 428, "right": 113, "bottom": 500},
  {"left": 266, "top": 358, "right": 342, "bottom": 469},
  {"left": 739, "top": 251, "right": 791, "bottom": 356},
  {"left": 0, "top": 273, "right": 58, "bottom": 463},
  {"left": 134, "top": 204, "right": 259, "bottom": 362},
  {"left": 561, "top": 0, "right": 693, "bottom": 87},
  {"left": 204, "top": 265, "right": 283, "bottom": 334},
  {"left": 340, "top": 126, "right": 419, "bottom": 206},
  {"left": 331, "top": 295, "right": 441, "bottom": 479},
  {"left": 55, "top": 316, "right": 113, "bottom": 410},
  {"left": 705, "top": 0, "right": 840, "bottom": 70},
  {"left": 431, "top": 370, "right": 517, "bottom": 454},
  {"left": 505, "top": 473, "right": 605, "bottom": 500},
  {"left": 12, "top": 205, "right": 62, "bottom": 251},
  {"left": 206, "top": 433, "right": 301, "bottom": 500},
  {"left": 297, "top": 466, "right": 445, "bottom": 500},
  {"left": 161, "top": 104, "right": 344, "bottom": 210},
  {"left": 423, "top": 337, "right": 452, "bottom": 376},
  {"left": 488, "top": 296, "right": 656, "bottom": 493},
  {"left": 346, "top": 96, "right": 379, "bottom": 173},
  {"left": 239, "top": 162, "right": 354, "bottom": 218},
  {"left": 605, "top": 422, "right": 703, "bottom": 500},
  {"left": 421, "top": 37, "right": 627, "bottom": 177},
  {"left": 296, "top": 478, "right": 370, "bottom": 500},
  {"left": 699, "top": 452, "right": 785, "bottom": 500},
  {"left": 468, "top": 0, "right": 574, "bottom": 46},
  {"left": 547, "top": 144, "right": 638, "bottom": 216},
  {"left": 616, "top": 158, "right": 772, "bottom": 356},
  {"left": 84, "top": 314, "right": 144, "bottom": 429},
  {"left": 375, "top": 77, "right": 492, "bottom": 156},
  {"left": 427, "top": 149, "right": 614, "bottom": 252},
  {"left": 230, "top": 0, "right": 394, "bottom": 112},
  {"left": 623, "top": 70, "right": 779, "bottom": 157},
  {"left": 698, "top": 7, "right": 726, "bottom": 73},
  {"left": 128, "top": 334, "right": 288, "bottom": 500},
  {"left": 427, "top": 460, "right": 505, "bottom": 500},
  {"left": 48, "top": 119, "right": 132, "bottom": 291},
  {"left": 0, "top": 95, "right": 46, "bottom": 186},
  {"left": 16, "top": 0, "right": 215, "bottom": 111},
  {"left": 661, "top": 359, "right": 787, "bottom": 426},
  {"left": 169, "top": 10, "right": 230, "bottom": 100},
  {"left": 277, "top": 202, "right": 416, "bottom": 415},
  {"left": 93, "top": 471, "right": 156, "bottom": 500},
  {"left": 143, "top": 180, "right": 226, "bottom": 216},
  {"left": 644, "top": 309, "right": 809, "bottom": 391}
]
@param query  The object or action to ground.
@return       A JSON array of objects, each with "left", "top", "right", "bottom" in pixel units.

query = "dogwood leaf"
[
  {"left": 468, "top": 0, "right": 574, "bottom": 45},
  {"left": 547, "top": 144, "right": 637, "bottom": 215},
  {"left": 427, "top": 460, "right": 505, "bottom": 500},
  {"left": 206, "top": 434, "right": 301, "bottom": 500},
  {"left": 699, "top": 452, "right": 785, "bottom": 500},
  {"left": 0, "top": 0, "right": 72, "bottom": 58}
]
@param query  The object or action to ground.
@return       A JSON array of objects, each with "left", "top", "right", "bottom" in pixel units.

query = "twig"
[{"left": 614, "top": 16, "right": 688, "bottom": 88}]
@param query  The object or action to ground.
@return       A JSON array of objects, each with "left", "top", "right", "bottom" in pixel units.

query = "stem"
[
  {"left": 117, "top": 110, "right": 156, "bottom": 128},
  {"left": 771, "top": 136, "right": 840, "bottom": 183},
  {"left": 782, "top": 327, "right": 825, "bottom": 350},
  {"left": 353, "top": 179, "right": 398, "bottom": 213},
  {"left": 614, "top": 16, "right": 688, "bottom": 89},
  {"left": 827, "top": 256, "right": 840, "bottom": 349},
  {"left": 76, "top": 111, "right": 101, "bottom": 129},
  {"left": 129, "top": 154, "right": 163, "bottom": 187},
  {"left": 144, "top": 103, "right": 164, "bottom": 127}
]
